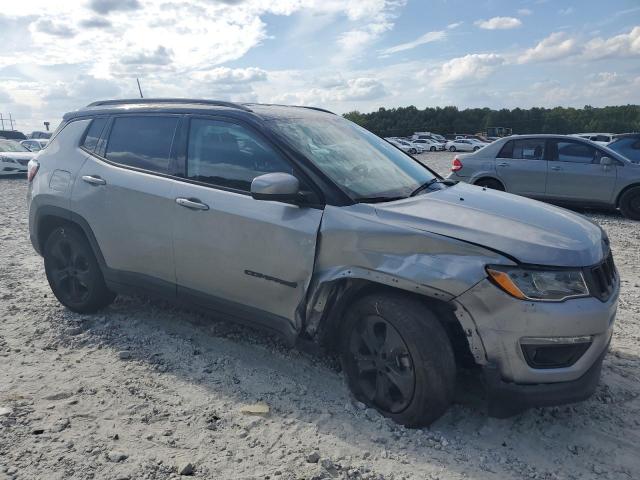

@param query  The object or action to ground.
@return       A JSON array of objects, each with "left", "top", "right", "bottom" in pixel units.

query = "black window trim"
[{"left": 76, "top": 112, "right": 327, "bottom": 209}]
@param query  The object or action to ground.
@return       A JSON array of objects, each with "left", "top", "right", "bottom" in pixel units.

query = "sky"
[{"left": 1, "top": 0, "right": 639, "bottom": 133}]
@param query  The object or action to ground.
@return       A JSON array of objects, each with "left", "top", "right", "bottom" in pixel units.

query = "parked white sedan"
[
  {"left": 445, "top": 138, "right": 486, "bottom": 152},
  {"left": 412, "top": 139, "right": 446, "bottom": 151},
  {"left": 0, "top": 139, "right": 35, "bottom": 175}
]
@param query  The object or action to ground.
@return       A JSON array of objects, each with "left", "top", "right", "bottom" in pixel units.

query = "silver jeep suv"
[{"left": 27, "top": 99, "right": 619, "bottom": 426}]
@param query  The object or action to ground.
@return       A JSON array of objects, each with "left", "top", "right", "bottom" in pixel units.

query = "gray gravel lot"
[{"left": 1, "top": 158, "right": 639, "bottom": 479}]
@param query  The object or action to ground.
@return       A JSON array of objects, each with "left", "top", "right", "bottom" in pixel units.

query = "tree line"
[{"left": 343, "top": 105, "right": 640, "bottom": 137}]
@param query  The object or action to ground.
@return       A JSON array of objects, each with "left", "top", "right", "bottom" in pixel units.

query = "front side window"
[
  {"left": 82, "top": 117, "right": 108, "bottom": 153},
  {"left": 186, "top": 118, "right": 293, "bottom": 191},
  {"left": 105, "top": 116, "right": 179, "bottom": 173},
  {"left": 270, "top": 114, "right": 436, "bottom": 201},
  {"left": 554, "top": 141, "right": 596, "bottom": 164}
]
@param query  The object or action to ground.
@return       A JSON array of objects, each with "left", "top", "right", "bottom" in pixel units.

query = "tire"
[
  {"left": 430, "top": 146, "right": 436, "bottom": 152},
  {"left": 449, "top": 146, "right": 456, "bottom": 152},
  {"left": 409, "top": 148, "right": 417, "bottom": 155},
  {"left": 475, "top": 178, "right": 505, "bottom": 191},
  {"left": 473, "top": 146, "right": 480, "bottom": 151},
  {"left": 44, "top": 225, "right": 116, "bottom": 313},
  {"left": 619, "top": 186, "right": 640, "bottom": 220},
  {"left": 340, "top": 293, "right": 456, "bottom": 427}
]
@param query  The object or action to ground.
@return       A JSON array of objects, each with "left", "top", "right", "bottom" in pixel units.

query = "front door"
[
  {"left": 545, "top": 139, "right": 618, "bottom": 204},
  {"left": 171, "top": 117, "right": 323, "bottom": 334},
  {"left": 494, "top": 138, "right": 548, "bottom": 197}
]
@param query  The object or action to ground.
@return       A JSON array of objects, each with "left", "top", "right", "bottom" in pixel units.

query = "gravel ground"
[{"left": 1, "top": 154, "right": 639, "bottom": 480}]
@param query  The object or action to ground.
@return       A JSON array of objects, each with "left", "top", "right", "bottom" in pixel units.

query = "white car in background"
[
  {"left": 0, "top": 139, "right": 35, "bottom": 175},
  {"left": 411, "top": 138, "right": 445, "bottom": 151},
  {"left": 385, "top": 137, "right": 419, "bottom": 154},
  {"left": 445, "top": 138, "right": 486, "bottom": 152},
  {"left": 570, "top": 133, "right": 615, "bottom": 146}
]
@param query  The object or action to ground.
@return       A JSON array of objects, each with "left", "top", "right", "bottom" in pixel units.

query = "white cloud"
[
  {"left": 380, "top": 30, "right": 446, "bottom": 55},
  {"left": 447, "top": 22, "right": 463, "bottom": 29},
  {"left": 518, "top": 32, "right": 579, "bottom": 63},
  {"left": 517, "top": 8, "right": 532, "bottom": 16},
  {"left": 475, "top": 16, "right": 522, "bottom": 30},
  {"left": 432, "top": 53, "right": 505, "bottom": 87},
  {"left": 584, "top": 26, "right": 640, "bottom": 60}
]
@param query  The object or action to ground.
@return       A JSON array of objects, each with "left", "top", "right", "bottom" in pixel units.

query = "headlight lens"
[{"left": 486, "top": 265, "right": 589, "bottom": 301}]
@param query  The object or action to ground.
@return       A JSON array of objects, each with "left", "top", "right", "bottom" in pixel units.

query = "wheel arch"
[
  {"left": 306, "top": 277, "right": 485, "bottom": 368},
  {"left": 34, "top": 206, "right": 106, "bottom": 268},
  {"left": 472, "top": 176, "right": 505, "bottom": 189},
  {"left": 616, "top": 182, "right": 640, "bottom": 207}
]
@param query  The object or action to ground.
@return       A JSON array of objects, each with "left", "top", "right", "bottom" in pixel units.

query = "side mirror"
[
  {"left": 600, "top": 156, "right": 613, "bottom": 166},
  {"left": 251, "top": 172, "right": 300, "bottom": 203}
]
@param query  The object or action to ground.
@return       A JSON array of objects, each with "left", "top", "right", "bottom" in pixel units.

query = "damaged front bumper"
[{"left": 453, "top": 276, "right": 618, "bottom": 416}]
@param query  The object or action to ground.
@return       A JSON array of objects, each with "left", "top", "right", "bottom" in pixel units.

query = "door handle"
[
  {"left": 176, "top": 197, "right": 209, "bottom": 211},
  {"left": 82, "top": 175, "right": 106, "bottom": 185},
  {"left": 497, "top": 162, "right": 509, "bottom": 167},
  {"left": 550, "top": 166, "right": 562, "bottom": 171}
]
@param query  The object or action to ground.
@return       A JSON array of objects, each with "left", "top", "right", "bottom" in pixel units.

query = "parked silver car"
[
  {"left": 28, "top": 100, "right": 618, "bottom": 425},
  {"left": 447, "top": 134, "right": 640, "bottom": 219}
]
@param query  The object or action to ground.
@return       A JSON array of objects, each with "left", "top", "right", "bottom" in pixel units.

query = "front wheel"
[
  {"left": 619, "top": 186, "right": 640, "bottom": 220},
  {"left": 409, "top": 148, "right": 417, "bottom": 155},
  {"left": 430, "top": 146, "right": 436, "bottom": 152},
  {"left": 473, "top": 146, "right": 480, "bottom": 151},
  {"left": 44, "top": 225, "right": 116, "bottom": 313},
  {"left": 449, "top": 146, "right": 456, "bottom": 152},
  {"left": 341, "top": 294, "right": 456, "bottom": 427},
  {"left": 475, "top": 178, "right": 505, "bottom": 191}
]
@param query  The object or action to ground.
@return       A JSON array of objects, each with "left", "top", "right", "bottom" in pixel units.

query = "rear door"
[
  {"left": 494, "top": 138, "right": 547, "bottom": 196},
  {"left": 171, "top": 116, "right": 323, "bottom": 334},
  {"left": 546, "top": 139, "right": 617, "bottom": 204},
  {"left": 71, "top": 115, "right": 181, "bottom": 292}
]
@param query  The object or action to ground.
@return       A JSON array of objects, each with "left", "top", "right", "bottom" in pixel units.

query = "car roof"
[{"left": 63, "top": 98, "right": 336, "bottom": 123}]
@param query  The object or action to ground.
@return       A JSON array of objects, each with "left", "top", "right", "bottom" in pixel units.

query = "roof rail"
[
  {"left": 296, "top": 106, "right": 336, "bottom": 115},
  {"left": 85, "top": 98, "right": 253, "bottom": 112}
]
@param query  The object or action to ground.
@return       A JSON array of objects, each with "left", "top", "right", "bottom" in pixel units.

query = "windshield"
[
  {"left": 271, "top": 115, "right": 437, "bottom": 201},
  {"left": 607, "top": 137, "right": 640, "bottom": 164},
  {"left": 0, "top": 140, "right": 29, "bottom": 152}
]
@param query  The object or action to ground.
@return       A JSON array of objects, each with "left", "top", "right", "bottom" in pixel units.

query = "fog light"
[{"left": 520, "top": 336, "right": 592, "bottom": 369}]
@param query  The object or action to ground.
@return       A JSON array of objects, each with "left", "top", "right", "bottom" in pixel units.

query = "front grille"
[
  {"left": 584, "top": 251, "right": 616, "bottom": 302},
  {"left": 16, "top": 158, "right": 29, "bottom": 166}
]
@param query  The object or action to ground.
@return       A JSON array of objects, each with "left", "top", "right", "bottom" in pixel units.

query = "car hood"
[
  {"left": 0, "top": 151, "right": 35, "bottom": 160},
  {"left": 374, "top": 183, "right": 606, "bottom": 267}
]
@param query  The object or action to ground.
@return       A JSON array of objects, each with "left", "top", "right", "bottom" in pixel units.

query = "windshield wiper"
[
  {"left": 410, "top": 178, "right": 440, "bottom": 197},
  {"left": 354, "top": 195, "right": 406, "bottom": 204}
]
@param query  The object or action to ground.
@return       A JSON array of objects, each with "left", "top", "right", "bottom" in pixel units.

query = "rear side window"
[
  {"left": 82, "top": 118, "right": 107, "bottom": 152},
  {"left": 498, "top": 139, "right": 545, "bottom": 159},
  {"left": 554, "top": 141, "right": 596, "bottom": 164},
  {"left": 497, "top": 140, "right": 513, "bottom": 158},
  {"left": 105, "top": 116, "right": 179, "bottom": 173}
]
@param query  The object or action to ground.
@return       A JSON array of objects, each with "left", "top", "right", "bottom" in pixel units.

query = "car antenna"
[{"left": 136, "top": 78, "right": 144, "bottom": 99}]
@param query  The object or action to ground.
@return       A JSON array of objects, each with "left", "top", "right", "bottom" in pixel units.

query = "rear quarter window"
[{"left": 82, "top": 118, "right": 108, "bottom": 152}]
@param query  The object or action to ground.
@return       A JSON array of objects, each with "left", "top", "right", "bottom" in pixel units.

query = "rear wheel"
[
  {"left": 430, "top": 146, "right": 436, "bottom": 152},
  {"left": 409, "top": 148, "right": 417, "bottom": 155},
  {"left": 341, "top": 294, "right": 456, "bottom": 427},
  {"left": 449, "top": 146, "right": 456, "bottom": 152},
  {"left": 619, "top": 186, "right": 640, "bottom": 220},
  {"left": 44, "top": 225, "right": 116, "bottom": 313},
  {"left": 473, "top": 146, "right": 480, "bottom": 151},
  {"left": 475, "top": 178, "right": 505, "bottom": 191}
]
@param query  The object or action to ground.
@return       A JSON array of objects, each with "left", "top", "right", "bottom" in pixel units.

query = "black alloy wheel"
[
  {"left": 346, "top": 314, "right": 415, "bottom": 413},
  {"left": 44, "top": 226, "right": 116, "bottom": 312}
]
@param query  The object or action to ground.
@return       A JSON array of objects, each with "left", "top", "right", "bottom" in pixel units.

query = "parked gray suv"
[
  {"left": 27, "top": 100, "right": 619, "bottom": 426},
  {"left": 447, "top": 134, "right": 640, "bottom": 219}
]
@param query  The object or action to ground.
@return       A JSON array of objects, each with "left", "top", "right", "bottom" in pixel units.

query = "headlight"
[{"left": 486, "top": 265, "right": 589, "bottom": 301}]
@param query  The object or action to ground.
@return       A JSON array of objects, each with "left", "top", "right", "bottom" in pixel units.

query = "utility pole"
[
  {"left": 136, "top": 78, "right": 144, "bottom": 98},
  {"left": 8, "top": 113, "right": 14, "bottom": 130},
  {"left": 0, "top": 113, "right": 4, "bottom": 130}
]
